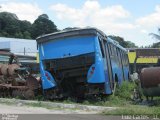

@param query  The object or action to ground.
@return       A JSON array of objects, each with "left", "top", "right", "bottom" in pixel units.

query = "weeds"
[
  {"left": 80, "top": 81, "right": 136, "bottom": 107},
  {"left": 34, "top": 95, "right": 45, "bottom": 101},
  {"left": 115, "top": 81, "right": 136, "bottom": 100}
]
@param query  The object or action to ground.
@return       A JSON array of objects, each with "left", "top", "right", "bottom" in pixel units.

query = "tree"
[
  {"left": 0, "top": 12, "right": 20, "bottom": 37},
  {"left": 20, "top": 20, "right": 32, "bottom": 33},
  {"left": 31, "top": 14, "right": 58, "bottom": 39},
  {"left": 23, "top": 31, "right": 31, "bottom": 39},
  {"left": 108, "top": 35, "right": 138, "bottom": 48},
  {"left": 151, "top": 42, "right": 160, "bottom": 48},
  {"left": 125, "top": 41, "right": 138, "bottom": 48},
  {"left": 0, "top": 12, "right": 58, "bottom": 39},
  {"left": 148, "top": 28, "right": 160, "bottom": 48},
  {"left": 0, "top": 12, "right": 32, "bottom": 39},
  {"left": 149, "top": 28, "right": 160, "bottom": 40}
]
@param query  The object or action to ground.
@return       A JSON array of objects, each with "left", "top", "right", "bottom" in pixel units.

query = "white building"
[{"left": 0, "top": 37, "right": 37, "bottom": 56}]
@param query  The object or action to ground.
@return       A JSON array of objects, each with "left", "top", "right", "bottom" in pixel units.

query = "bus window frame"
[{"left": 98, "top": 37, "right": 105, "bottom": 58}]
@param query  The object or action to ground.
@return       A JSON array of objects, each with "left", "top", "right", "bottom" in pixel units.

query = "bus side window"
[
  {"left": 121, "top": 51, "right": 124, "bottom": 65},
  {"left": 125, "top": 54, "right": 128, "bottom": 66},
  {"left": 114, "top": 46, "right": 116, "bottom": 56},
  {"left": 109, "top": 44, "right": 112, "bottom": 55},
  {"left": 112, "top": 45, "right": 114, "bottom": 56},
  {"left": 98, "top": 38, "right": 105, "bottom": 58},
  {"left": 124, "top": 53, "right": 126, "bottom": 66},
  {"left": 116, "top": 48, "right": 121, "bottom": 66},
  {"left": 123, "top": 52, "right": 126, "bottom": 66},
  {"left": 108, "top": 44, "right": 112, "bottom": 56},
  {"left": 114, "top": 47, "right": 118, "bottom": 61},
  {"left": 121, "top": 51, "right": 124, "bottom": 66},
  {"left": 110, "top": 44, "right": 114, "bottom": 56},
  {"left": 111, "top": 44, "right": 114, "bottom": 56}
]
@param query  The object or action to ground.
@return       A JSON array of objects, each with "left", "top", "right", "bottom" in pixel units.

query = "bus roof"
[
  {"left": 36, "top": 27, "right": 126, "bottom": 52},
  {"left": 36, "top": 27, "right": 106, "bottom": 43}
]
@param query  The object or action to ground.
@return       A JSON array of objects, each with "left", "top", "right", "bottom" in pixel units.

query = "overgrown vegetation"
[
  {"left": 53, "top": 81, "right": 160, "bottom": 115},
  {"left": 49, "top": 81, "right": 136, "bottom": 107},
  {"left": 80, "top": 81, "right": 136, "bottom": 107},
  {"left": 101, "top": 81, "right": 160, "bottom": 115},
  {"left": 30, "top": 81, "right": 137, "bottom": 107},
  {"left": 114, "top": 81, "right": 136, "bottom": 100}
]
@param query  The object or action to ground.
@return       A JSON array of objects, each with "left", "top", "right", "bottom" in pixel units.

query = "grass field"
[
  {"left": 60, "top": 81, "right": 160, "bottom": 116},
  {"left": 103, "top": 105, "right": 160, "bottom": 116}
]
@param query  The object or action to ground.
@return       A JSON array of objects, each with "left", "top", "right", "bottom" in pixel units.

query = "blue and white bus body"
[{"left": 36, "top": 28, "right": 130, "bottom": 98}]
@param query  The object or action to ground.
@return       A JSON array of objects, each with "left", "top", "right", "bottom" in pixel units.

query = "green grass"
[
  {"left": 103, "top": 105, "right": 160, "bottom": 116},
  {"left": 114, "top": 81, "right": 136, "bottom": 100},
  {"left": 100, "top": 81, "right": 160, "bottom": 115}
]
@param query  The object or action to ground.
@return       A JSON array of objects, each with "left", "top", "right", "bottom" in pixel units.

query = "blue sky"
[{"left": 0, "top": 0, "right": 160, "bottom": 47}]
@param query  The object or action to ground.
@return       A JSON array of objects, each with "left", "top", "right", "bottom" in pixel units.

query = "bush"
[{"left": 115, "top": 81, "right": 136, "bottom": 100}]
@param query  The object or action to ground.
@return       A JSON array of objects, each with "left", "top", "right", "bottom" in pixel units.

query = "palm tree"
[
  {"left": 149, "top": 28, "right": 160, "bottom": 48},
  {"left": 149, "top": 28, "right": 160, "bottom": 40}
]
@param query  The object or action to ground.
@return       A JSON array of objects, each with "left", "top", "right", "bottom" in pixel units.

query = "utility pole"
[{"left": 24, "top": 47, "right": 26, "bottom": 55}]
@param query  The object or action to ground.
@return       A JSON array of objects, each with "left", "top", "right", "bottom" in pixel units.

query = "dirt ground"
[{"left": 0, "top": 104, "right": 99, "bottom": 114}]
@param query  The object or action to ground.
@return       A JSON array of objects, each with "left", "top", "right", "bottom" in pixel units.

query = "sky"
[{"left": 0, "top": 0, "right": 160, "bottom": 47}]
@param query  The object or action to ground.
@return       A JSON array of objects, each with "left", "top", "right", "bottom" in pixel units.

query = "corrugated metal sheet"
[
  {"left": 0, "top": 37, "right": 37, "bottom": 56},
  {"left": 0, "top": 42, "right": 10, "bottom": 50}
]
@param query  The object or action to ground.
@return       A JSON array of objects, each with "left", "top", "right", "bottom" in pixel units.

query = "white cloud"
[
  {"left": 140, "top": 29, "right": 148, "bottom": 34},
  {"left": 136, "top": 5, "right": 160, "bottom": 29},
  {"left": 49, "top": 1, "right": 160, "bottom": 46},
  {"left": 134, "top": 5, "right": 160, "bottom": 45},
  {"left": 1, "top": 2, "right": 42, "bottom": 22},
  {"left": 50, "top": 0, "right": 134, "bottom": 34}
]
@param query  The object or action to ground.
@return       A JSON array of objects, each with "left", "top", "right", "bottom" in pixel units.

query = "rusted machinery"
[
  {"left": 0, "top": 51, "right": 40, "bottom": 99},
  {"left": 140, "top": 67, "right": 160, "bottom": 98}
]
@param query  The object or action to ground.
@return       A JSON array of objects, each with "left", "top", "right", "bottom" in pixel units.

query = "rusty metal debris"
[
  {"left": 140, "top": 67, "right": 160, "bottom": 97},
  {"left": 0, "top": 51, "right": 40, "bottom": 99}
]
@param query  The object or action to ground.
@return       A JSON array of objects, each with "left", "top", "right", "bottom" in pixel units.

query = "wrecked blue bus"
[{"left": 36, "top": 28, "right": 130, "bottom": 99}]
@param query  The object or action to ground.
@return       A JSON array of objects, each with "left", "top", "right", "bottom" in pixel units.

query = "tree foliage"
[
  {"left": 149, "top": 28, "right": 160, "bottom": 40},
  {"left": 148, "top": 28, "right": 160, "bottom": 48},
  {"left": 0, "top": 12, "right": 31, "bottom": 39},
  {"left": 31, "top": 14, "right": 58, "bottom": 39},
  {"left": 0, "top": 12, "right": 58, "bottom": 39},
  {"left": 108, "top": 35, "right": 138, "bottom": 48}
]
